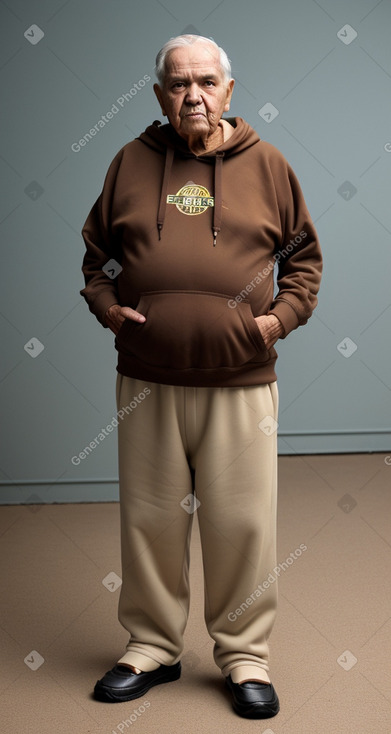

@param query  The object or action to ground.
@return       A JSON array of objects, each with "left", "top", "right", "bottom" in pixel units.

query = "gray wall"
[{"left": 1, "top": 0, "right": 390, "bottom": 504}]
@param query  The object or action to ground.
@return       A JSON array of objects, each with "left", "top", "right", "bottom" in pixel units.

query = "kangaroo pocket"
[{"left": 115, "top": 290, "right": 269, "bottom": 370}]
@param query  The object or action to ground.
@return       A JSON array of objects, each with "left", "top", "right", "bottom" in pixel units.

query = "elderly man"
[{"left": 81, "top": 34, "right": 322, "bottom": 719}]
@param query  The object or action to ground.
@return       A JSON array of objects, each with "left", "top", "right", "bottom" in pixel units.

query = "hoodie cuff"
[
  {"left": 89, "top": 291, "right": 119, "bottom": 327},
  {"left": 268, "top": 299, "right": 300, "bottom": 338}
]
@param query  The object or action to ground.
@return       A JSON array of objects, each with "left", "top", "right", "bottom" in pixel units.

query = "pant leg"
[
  {"left": 116, "top": 374, "right": 194, "bottom": 666},
  {"left": 192, "top": 382, "right": 279, "bottom": 680}
]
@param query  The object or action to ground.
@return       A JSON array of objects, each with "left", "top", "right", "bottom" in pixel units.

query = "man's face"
[{"left": 154, "top": 42, "right": 234, "bottom": 143}]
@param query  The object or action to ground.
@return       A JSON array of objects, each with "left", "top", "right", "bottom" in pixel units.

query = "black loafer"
[
  {"left": 93, "top": 662, "right": 181, "bottom": 702},
  {"left": 225, "top": 675, "right": 280, "bottom": 718}
]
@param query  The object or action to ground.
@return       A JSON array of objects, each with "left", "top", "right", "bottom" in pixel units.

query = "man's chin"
[
  {"left": 179, "top": 118, "right": 211, "bottom": 137},
  {"left": 181, "top": 117, "right": 208, "bottom": 130}
]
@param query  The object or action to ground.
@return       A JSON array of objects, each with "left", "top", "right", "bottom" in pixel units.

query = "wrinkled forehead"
[{"left": 164, "top": 42, "right": 223, "bottom": 79}]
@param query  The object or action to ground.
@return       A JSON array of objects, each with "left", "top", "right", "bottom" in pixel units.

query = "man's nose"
[{"left": 185, "top": 84, "right": 202, "bottom": 105}]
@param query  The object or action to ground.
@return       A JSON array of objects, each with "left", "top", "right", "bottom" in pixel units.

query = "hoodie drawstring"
[
  {"left": 157, "top": 146, "right": 174, "bottom": 240},
  {"left": 213, "top": 151, "right": 224, "bottom": 246}
]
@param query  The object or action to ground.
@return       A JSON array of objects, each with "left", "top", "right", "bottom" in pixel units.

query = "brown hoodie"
[{"left": 81, "top": 117, "right": 322, "bottom": 387}]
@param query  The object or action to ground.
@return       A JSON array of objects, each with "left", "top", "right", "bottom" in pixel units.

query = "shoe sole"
[
  {"left": 93, "top": 666, "right": 181, "bottom": 703},
  {"left": 231, "top": 701, "right": 280, "bottom": 719}
]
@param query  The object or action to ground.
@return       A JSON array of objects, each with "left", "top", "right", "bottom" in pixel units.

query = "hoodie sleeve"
[
  {"left": 267, "top": 155, "right": 323, "bottom": 338},
  {"left": 80, "top": 148, "right": 124, "bottom": 327}
]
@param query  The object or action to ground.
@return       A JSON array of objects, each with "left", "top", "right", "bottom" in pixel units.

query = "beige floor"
[{"left": 1, "top": 453, "right": 390, "bottom": 734}]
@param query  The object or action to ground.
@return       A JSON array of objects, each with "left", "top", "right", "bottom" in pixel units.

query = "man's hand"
[
  {"left": 254, "top": 314, "right": 284, "bottom": 350},
  {"left": 105, "top": 304, "right": 146, "bottom": 335}
]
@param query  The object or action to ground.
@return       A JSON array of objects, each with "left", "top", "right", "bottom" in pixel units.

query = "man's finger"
[{"left": 121, "top": 306, "right": 146, "bottom": 323}]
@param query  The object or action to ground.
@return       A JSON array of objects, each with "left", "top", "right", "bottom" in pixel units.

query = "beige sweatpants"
[{"left": 116, "top": 374, "right": 279, "bottom": 682}]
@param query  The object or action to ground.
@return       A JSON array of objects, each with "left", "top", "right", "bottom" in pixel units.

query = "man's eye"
[
  {"left": 204, "top": 80, "right": 215, "bottom": 87},
  {"left": 172, "top": 82, "right": 185, "bottom": 89}
]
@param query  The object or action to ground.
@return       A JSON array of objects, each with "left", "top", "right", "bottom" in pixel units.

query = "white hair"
[{"left": 155, "top": 34, "right": 232, "bottom": 85}]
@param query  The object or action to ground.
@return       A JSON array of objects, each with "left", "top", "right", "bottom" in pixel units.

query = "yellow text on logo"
[{"left": 167, "top": 184, "right": 214, "bottom": 215}]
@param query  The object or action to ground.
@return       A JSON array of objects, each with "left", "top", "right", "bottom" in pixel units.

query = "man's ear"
[
  {"left": 224, "top": 79, "right": 235, "bottom": 112},
  {"left": 153, "top": 83, "right": 167, "bottom": 116}
]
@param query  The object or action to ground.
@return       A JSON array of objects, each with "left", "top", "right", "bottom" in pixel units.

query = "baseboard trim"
[{"left": 0, "top": 431, "right": 389, "bottom": 503}]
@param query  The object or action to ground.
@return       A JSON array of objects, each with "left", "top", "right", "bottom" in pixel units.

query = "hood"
[{"left": 137, "top": 117, "right": 260, "bottom": 245}]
